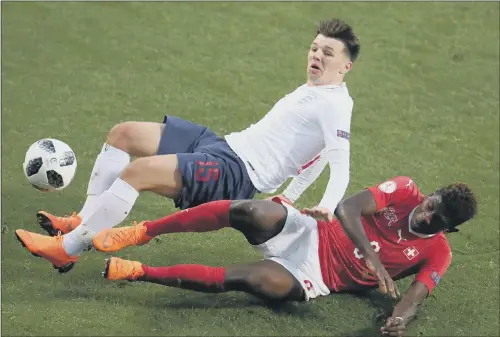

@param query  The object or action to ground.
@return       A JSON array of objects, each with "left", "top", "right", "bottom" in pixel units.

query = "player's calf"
[
  {"left": 93, "top": 199, "right": 287, "bottom": 253},
  {"left": 103, "top": 258, "right": 304, "bottom": 302},
  {"left": 104, "top": 257, "right": 226, "bottom": 293},
  {"left": 92, "top": 200, "right": 232, "bottom": 252}
]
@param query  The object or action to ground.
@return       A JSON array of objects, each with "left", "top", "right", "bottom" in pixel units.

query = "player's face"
[
  {"left": 411, "top": 193, "right": 452, "bottom": 235},
  {"left": 307, "top": 34, "right": 353, "bottom": 86}
]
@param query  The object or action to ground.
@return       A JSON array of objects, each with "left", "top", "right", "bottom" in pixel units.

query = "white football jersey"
[{"left": 225, "top": 83, "right": 353, "bottom": 213}]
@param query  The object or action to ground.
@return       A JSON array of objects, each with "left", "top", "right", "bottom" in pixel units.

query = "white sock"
[
  {"left": 63, "top": 178, "right": 139, "bottom": 256},
  {"left": 78, "top": 144, "right": 131, "bottom": 220}
]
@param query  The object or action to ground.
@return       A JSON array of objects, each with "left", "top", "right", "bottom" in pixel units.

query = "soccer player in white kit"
[{"left": 15, "top": 18, "right": 361, "bottom": 273}]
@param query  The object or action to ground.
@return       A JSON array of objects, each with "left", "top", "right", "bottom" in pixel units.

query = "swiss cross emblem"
[
  {"left": 382, "top": 207, "right": 398, "bottom": 226},
  {"left": 403, "top": 246, "right": 419, "bottom": 260}
]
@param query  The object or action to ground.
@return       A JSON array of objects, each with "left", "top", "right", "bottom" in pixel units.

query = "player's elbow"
[
  {"left": 334, "top": 198, "right": 358, "bottom": 221},
  {"left": 333, "top": 200, "right": 349, "bottom": 220}
]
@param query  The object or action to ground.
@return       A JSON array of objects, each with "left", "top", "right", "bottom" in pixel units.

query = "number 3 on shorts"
[
  {"left": 195, "top": 161, "right": 220, "bottom": 182},
  {"left": 354, "top": 241, "right": 381, "bottom": 259}
]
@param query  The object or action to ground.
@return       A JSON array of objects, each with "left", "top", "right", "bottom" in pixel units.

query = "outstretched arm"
[
  {"left": 335, "top": 189, "right": 400, "bottom": 298},
  {"left": 381, "top": 235, "right": 452, "bottom": 336},
  {"left": 300, "top": 149, "right": 350, "bottom": 221},
  {"left": 380, "top": 281, "right": 429, "bottom": 336},
  {"left": 281, "top": 150, "right": 328, "bottom": 203},
  {"left": 316, "top": 148, "right": 350, "bottom": 215},
  {"left": 334, "top": 189, "right": 379, "bottom": 255},
  {"left": 298, "top": 98, "right": 352, "bottom": 221}
]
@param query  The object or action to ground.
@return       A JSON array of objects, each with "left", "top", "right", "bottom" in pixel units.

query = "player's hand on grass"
[
  {"left": 365, "top": 254, "right": 400, "bottom": 299},
  {"left": 380, "top": 316, "right": 405, "bottom": 336},
  {"left": 301, "top": 206, "right": 334, "bottom": 222}
]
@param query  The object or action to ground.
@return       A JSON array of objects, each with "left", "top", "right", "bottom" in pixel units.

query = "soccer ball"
[{"left": 23, "top": 138, "right": 77, "bottom": 192}]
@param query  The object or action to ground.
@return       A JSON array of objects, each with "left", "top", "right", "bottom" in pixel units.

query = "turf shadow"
[{"left": 54, "top": 284, "right": 317, "bottom": 319}]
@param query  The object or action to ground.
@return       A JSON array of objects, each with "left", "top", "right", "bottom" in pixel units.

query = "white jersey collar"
[
  {"left": 408, "top": 206, "right": 436, "bottom": 238},
  {"left": 306, "top": 82, "right": 346, "bottom": 89}
]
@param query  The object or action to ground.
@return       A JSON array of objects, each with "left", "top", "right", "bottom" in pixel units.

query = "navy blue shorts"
[{"left": 157, "top": 115, "right": 258, "bottom": 210}]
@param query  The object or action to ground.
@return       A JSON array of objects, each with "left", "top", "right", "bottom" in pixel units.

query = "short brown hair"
[{"left": 316, "top": 19, "right": 360, "bottom": 62}]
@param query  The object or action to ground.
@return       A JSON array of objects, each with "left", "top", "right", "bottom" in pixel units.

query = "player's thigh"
[
  {"left": 107, "top": 116, "right": 213, "bottom": 158},
  {"left": 270, "top": 222, "right": 331, "bottom": 300},
  {"left": 267, "top": 255, "right": 330, "bottom": 301},
  {"left": 173, "top": 151, "right": 255, "bottom": 210},
  {"left": 253, "top": 203, "right": 317, "bottom": 259},
  {"left": 107, "top": 121, "right": 165, "bottom": 158},
  {"left": 121, "top": 152, "right": 233, "bottom": 208},
  {"left": 225, "top": 260, "right": 305, "bottom": 302},
  {"left": 120, "top": 154, "right": 182, "bottom": 198},
  {"left": 157, "top": 115, "right": 214, "bottom": 156}
]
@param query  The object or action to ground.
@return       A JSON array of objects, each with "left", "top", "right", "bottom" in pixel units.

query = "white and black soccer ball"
[{"left": 23, "top": 139, "right": 77, "bottom": 192}]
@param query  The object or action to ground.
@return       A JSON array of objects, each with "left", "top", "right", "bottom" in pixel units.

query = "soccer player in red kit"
[{"left": 95, "top": 176, "right": 476, "bottom": 336}]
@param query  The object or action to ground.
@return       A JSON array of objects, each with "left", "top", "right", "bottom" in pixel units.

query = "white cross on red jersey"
[{"left": 317, "top": 176, "right": 452, "bottom": 295}]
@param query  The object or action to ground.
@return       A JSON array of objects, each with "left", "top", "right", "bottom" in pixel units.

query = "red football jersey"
[{"left": 318, "top": 176, "right": 452, "bottom": 295}]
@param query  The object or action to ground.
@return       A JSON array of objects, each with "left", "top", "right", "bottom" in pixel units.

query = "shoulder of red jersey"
[
  {"left": 429, "top": 232, "right": 452, "bottom": 255},
  {"left": 366, "top": 176, "right": 423, "bottom": 211},
  {"left": 422, "top": 232, "right": 451, "bottom": 252},
  {"left": 414, "top": 233, "right": 453, "bottom": 295}
]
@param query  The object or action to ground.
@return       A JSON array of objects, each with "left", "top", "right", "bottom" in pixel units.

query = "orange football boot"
[
  {"left": 15, "top": 229, "right": 78, "bottom": 273},
  {"left": 92, "top": 221, "right": 152, "bottom": 253},
  {"left": 103, "top": 257, "right": 144, "bottom": 281},
  {"left": 37, "top": 211, "right": 82, "bottom": 236}
]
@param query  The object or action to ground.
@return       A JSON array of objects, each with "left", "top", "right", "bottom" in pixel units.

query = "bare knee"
[
  {"left": 230, "top": 200, "right": 286, "bottom": 233},
  {"left": 226, "top": 263, "right": 300, "bottom": 301},
  {"left": 245, "top": 271, "right": 289, "bottom": 298},
  {"left": 230, "top": 200, "right": 262, "bottom": 223},
  {"left": 106, "top": 122, "right": 136, "bottom": 153},
  {"left": 106, "top": 122, "right": 164, "bottom": 157}
]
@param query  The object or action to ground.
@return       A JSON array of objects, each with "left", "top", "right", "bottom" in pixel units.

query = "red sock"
[
  {"left": 141, "top": 264, "right": 226, "bottom": 292},
  {"left": 144, "top": 200, "right": 231, "bottom": 237}
]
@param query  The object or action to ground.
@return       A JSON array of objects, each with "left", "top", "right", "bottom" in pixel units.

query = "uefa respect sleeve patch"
[
  {"left": 337, "top": 130, "right": 350, "bottom": 140},
  {"left": 430, "top": 271, "right": 441, "bottom": 285}
]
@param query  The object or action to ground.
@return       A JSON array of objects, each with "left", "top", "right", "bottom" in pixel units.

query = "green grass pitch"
[{"left": 1, "top": 2, "right": 499, "bottom": 336}]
